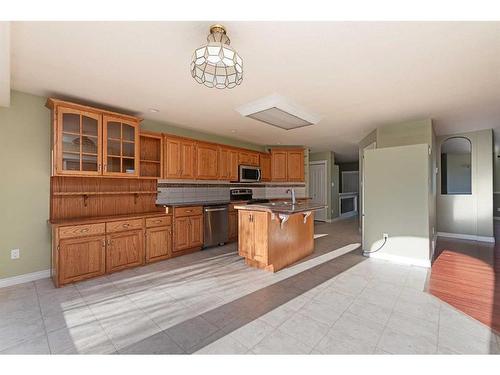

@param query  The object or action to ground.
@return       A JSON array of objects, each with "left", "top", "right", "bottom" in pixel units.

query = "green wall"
[
  {"left": 0, "top": 90, "right": 264, "bottom": 281},
  {"left": 0, "top": 91, "right": 51, "bottom": 279}
]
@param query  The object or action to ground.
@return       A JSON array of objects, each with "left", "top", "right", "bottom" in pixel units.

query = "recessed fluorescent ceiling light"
[{"left": 236, "top": 94, "right": 321, "bottom": 130}]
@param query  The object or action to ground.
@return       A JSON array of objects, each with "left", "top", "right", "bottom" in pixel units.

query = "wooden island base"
[{"left": 237, "top": 209, "right": 315, "bottom": 272}]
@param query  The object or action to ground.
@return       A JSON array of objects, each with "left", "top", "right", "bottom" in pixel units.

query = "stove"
[{"left": 230, "top": 188, "right": 269, "bottom": 204}]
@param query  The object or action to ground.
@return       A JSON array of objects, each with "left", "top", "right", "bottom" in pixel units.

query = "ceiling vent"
[{"left": 235, "top": 94, "right": 321, "bottom": 130}]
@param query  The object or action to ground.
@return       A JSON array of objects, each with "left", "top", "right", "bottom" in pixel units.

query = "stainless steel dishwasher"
[{"left": 203, "top": 205, "right": 229, "bottom": 248}]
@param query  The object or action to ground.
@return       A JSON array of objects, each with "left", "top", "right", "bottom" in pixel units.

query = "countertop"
[
  {"left": 157, "top": 200, "right": 233, "bottom": 208},
  {"left": 233, "top": 201, "right": 326, "bottom": 214}
]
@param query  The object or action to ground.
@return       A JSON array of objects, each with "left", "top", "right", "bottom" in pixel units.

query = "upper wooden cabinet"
[
  {"left": 259, "top": 153, "right": 272, "bottom": 182},
  {"left": 271, "top": 150, "right": 288, "bottom": 181},
  {"left": 47, "top": 98, "right": 142, "bottom": 178},
  {"left": 163, "top": 135, "right": 196, "bottom": 179},
  {"left": 239, "top": 151, "right": 260, "bottom": 166},
  {"left": 271, "top": 148, "right": 305, "bottom": 182},
  {"left": 219, "top": 146, "right": 239, "bottom": 181},
  {"left": 196, "top": 142, "right": 219, "bottom": 179},
  {"left": 286, "top": 149, "right": 305, "bottom": 182},
  {"left": 140, "top": 131, "right": 163, "bottom": 178},
  {"left": 103, "top": 116, "right": 140, "bottom": 177}
]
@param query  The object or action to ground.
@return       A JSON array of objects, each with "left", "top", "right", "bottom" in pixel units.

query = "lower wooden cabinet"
[
  {"left": 228, "top": 210, "right": 238, "bottom": 241},
  {"left": 58, "top": 235, "right": 106, "bottom": 285},
  {"left": 52, "top": 214, "right": 172, "bottom": 287},
  {"left": 173, "top": 207, "right": 203, "bottom": 253},
  {"left": 106, "top": 229, "right": 144, "bottom": 273},
  {"left": 238, "top": 210, "right": 268, "bottom": 263},
  {"left": 145, "top": 226, "right": 172, "bottom": 263}
]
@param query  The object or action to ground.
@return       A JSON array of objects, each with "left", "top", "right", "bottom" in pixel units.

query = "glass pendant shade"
[{"left": 191, "top": 25, "right": 243, "bottom": 89}]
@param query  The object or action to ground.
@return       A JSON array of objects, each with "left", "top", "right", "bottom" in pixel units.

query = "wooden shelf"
[{"left": 53, "top": 191, "right": 158, "bottom": 196}]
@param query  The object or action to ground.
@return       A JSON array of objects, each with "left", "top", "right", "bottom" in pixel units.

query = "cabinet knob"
[{"left": 123, "top": 223, "right": 129, "bottom": 227}]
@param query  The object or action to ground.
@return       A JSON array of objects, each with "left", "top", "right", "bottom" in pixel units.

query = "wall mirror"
[{"left": 440, "top": 137, "right": 472, "bottom": 195}]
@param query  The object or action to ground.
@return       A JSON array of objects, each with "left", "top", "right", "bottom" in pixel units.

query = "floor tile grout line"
[
  {"left": 33, "top": 281, "right": 52, "bottom": 354},
  {"left": 371, "top": 278, "right": 406, "bottom": 354},
  {"left": 73, "top": 281, "right": 120, "bottom": 354},
  {"left": 0, "top": 281, "right": 49, "bottom": 354}
]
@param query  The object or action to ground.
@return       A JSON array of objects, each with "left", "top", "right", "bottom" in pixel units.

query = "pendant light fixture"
[{"left": 190, "top": 24, "right": 243, "bottom": 89}]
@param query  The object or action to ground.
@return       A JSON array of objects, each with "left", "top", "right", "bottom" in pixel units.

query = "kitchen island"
[{"left": 234, "top": 201, "right": 325, "bottom": 272}]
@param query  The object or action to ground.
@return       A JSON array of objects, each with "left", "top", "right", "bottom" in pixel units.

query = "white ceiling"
[{"left": 9, "top": 21, "right": 500, "bottom": 161}]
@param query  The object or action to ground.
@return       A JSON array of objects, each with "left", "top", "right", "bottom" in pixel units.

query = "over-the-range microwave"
[{"left": 239, "top": 165, "right": 261, "bottom": 183}]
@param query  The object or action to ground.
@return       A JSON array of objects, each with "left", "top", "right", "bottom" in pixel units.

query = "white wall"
[
  {"left": 437, "top": 129, "right": 493, "bottom": 240},
  {"left": 363, "top": 144, "right": 431, "bottom": 266}
]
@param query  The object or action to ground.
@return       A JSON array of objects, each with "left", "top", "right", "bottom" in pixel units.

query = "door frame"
[
  {"left": 361, "top": 141, "right": 376, "bottom": 240},
  {"left": 309, "top": 160, "right": 328, "bottom": 222}
]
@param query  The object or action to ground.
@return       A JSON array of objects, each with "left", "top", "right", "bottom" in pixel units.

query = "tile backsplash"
[{"left": 156, "top": 184, "right": 306, "bottom": 205}]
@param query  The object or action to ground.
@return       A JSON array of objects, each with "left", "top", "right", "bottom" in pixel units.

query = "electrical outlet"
[
  {"left": 11, "top": 248, "right": 20, "bottom": 260},
  {"left": 383, "top": 233, "right": 389, "bottom": 240}
]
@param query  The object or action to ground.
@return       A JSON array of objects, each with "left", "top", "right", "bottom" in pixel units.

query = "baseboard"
[
  {"left": 0, "top": 269, "right": 51, "bottom": 288},
  {"left": 437, "top": 232, "right": 495, "bottom": 243},
  {"left": 366, "top": 252, "right": 431, "bottom": 268}
]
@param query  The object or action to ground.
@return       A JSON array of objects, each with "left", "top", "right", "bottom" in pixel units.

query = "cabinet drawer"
[
  {"left": 146, "top": 216, "right": 172, "bottom": 228},
  {"left": 174, "top": 206, "right": 203, "bottom": 217},
  {"left": 59, "top": 223, "right": 105, "bottom": 239},
  {"left": 106, "top": 219, "right": 143, "bottom": 233}
]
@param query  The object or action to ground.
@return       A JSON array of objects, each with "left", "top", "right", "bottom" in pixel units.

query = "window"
[{"left": 440, "top": 137, "right": 472, "bottom": 195}]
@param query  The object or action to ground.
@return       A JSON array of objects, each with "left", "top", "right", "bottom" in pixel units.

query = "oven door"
[{"left": 239, "top": 166, "right": 261, "bottom": 182}]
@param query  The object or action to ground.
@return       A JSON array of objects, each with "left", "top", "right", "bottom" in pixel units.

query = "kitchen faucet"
[{"left": 286, "top": 188, "right": 297, "bottom": 205}]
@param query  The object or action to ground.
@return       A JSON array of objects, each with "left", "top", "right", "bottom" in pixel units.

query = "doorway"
[{"left": 309, "top": 161, "right": 328, "bottom": 221}]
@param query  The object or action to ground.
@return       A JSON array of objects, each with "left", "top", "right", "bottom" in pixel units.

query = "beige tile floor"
[{"left": 1, "top": 218, "right": 499, "bottom": 354}]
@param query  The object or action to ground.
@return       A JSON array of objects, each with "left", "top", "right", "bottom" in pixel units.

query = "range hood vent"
[{"left": 236, "top": 94, "right": 321, "bottom": 130}]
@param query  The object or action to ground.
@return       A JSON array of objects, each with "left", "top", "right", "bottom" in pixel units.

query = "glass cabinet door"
[
  {"left": 57, "top": 108, "right": 101, "bottom": 175},
  {"left": 103, "top": 116, "right": 139, "bottom": 176}
]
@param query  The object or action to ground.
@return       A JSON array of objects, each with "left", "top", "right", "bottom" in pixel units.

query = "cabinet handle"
[
  {"left": 81, "top": 228, "right": 89, "bottom": 233},
  {"left": 104, "top": 164, "right": 107, "bottom": 172},
  {"left": 185, "top": 210, "right": 192, "bottom": 213},
  {"left": 98, "top": 163, "right": 102, "bottom": 172},
  {"left": 123, "top": 223, "right": 130, "bottom": 228},
  {"left": 102, "top": 239, "right": 106, "bottom": 247}
]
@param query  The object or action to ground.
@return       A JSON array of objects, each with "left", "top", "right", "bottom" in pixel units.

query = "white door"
[{"left": 309, "top": 162, "right": 327, "bottom": 221}]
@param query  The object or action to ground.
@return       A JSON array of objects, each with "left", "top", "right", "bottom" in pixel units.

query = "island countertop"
[{"left": 233, "top": 201, "right": 325, "bottom": 214}]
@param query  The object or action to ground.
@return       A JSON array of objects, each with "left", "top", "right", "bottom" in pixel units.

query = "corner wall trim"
[
  {"left": 437, "top": 232, "right": 495, "bottom": 243},
  {"left": 0, "top": 269, "right": 50, "bottom": 288},
  {"left": 366, "top": 252, "right": 431, "bottom": 268}
]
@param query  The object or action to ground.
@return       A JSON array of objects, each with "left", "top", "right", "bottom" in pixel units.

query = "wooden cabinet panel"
[
  {"left": 106, "top": 229, "right": 144, "bottom": 273},
  {"left": 173, "top": 217, "right": 190, "bottom": 252},
  {"left": 58, "top": 235, "right": 106, "bottom": 285},
  {"left": 252, "top": 211, "right": 269, "bottom": 263},
  {"left": 180, "top": 140, "right": 196, "bottom": 179},
  {"left": 271, "top": 150, "right": 288, "bottom": 181},
  {"left": 106, "top": 218, "right": 143, "bottom": 233},
  {"left": 229, "top": 150, "right": 239, "bottom": 181},
  {"left": 287, "top": 150, "right": 305, "bottom": 181},
  {"left": 239, "top": 151, "right": 259, "bottom": 166},
  {"left": 260, "top": 153, "right": 271, "bottom": 182},
  {"left": 196, "top": 142, "right": 219, "bottom": 179},
  {"left": 219, "top": 147, "right": 239, "bottom": 180},
  {"left": 228, "top": 211, "right": 238, "bottom": 241},
  {"left": 164, "top": 137, "right": 182, "bottom": 178},
  {"left": 237, "top": 211, "right": 268, "bottom": 262},
  {"left": 238, "top": 211, "right": 253, "bottom": 257},
  {"left": 59, "top": 223, "right": 105, "bottom": 239},
  {"left": 102, "top": 115, "right": 140, "bottom": 177},
  {"left": 146, "top": 216, "right": 172, "bottom": 228},
  {"left": 189, "top": 215, "right": 203, "bottom": 248},
  {"left": 145, "top": 226, "right": 172, "bottom": 263}
]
